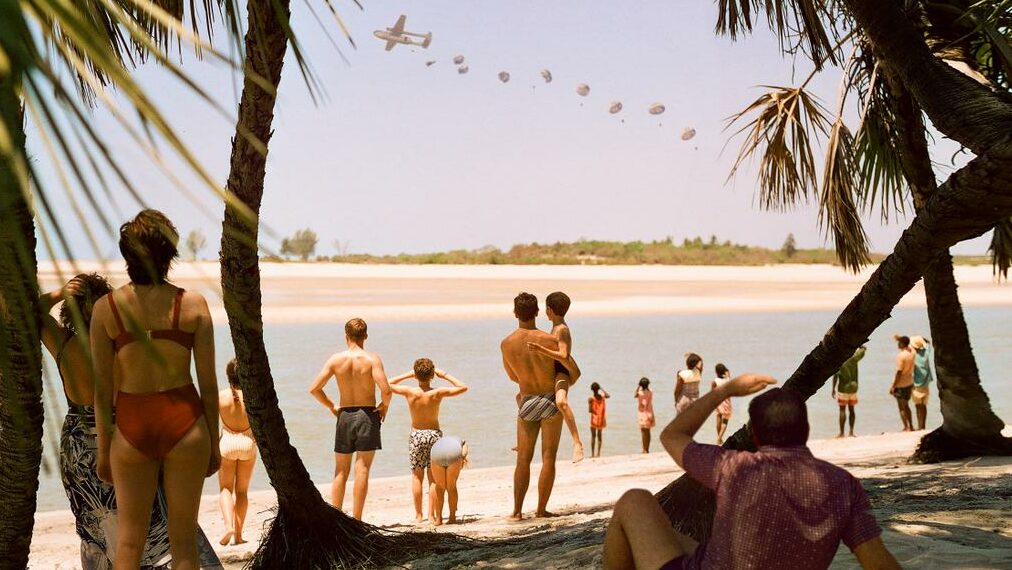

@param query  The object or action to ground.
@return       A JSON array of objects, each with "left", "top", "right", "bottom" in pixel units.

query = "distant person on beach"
[
  {"left": 91, "top": 210, "right": 225, "bottom": 569},
  {"left": 218, "top": 359, "right": 257, "bottom": 546},
  {"left": 890, "top": 336, "right": 915, "bottom": 432},
  {"left": 711, "top": 364, "right": 733, "bottom": 445},
  {"left": 675, "top": 353, "right": 703, "bottom": 414},
  {"left": 430, "top": 436, "right": 469, "bottom": 525},
  {"left": 636, "top": 378, "right": 656, "bottom": 453},
  {"left": 832, "top": 346, "right": 866, "bottom": 438},
  {"left": 309, "top": 318, "right": 392, "bottom": 520},
  {"left": 910, "top": 336, "right": 934, "bottom": 431},
  {"left": 388, "top": 358, "right": 468, "bottom": 524},
  {"left": 502, "top": 292, "right": 574, "bottom": 520},
  {"left": 603, "top": 378, "right": 901, "bottom": 570},
  {"left": 526, "top": 291, "right": 585, "bottom": 463},
  {"left": 588, "top": 383, "right": 610, "bottom": 458}
]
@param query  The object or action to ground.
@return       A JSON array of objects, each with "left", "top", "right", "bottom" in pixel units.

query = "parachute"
[
  {"left": 609, "top": 101, "right": 623, "bottom": 114},
  {"left": 452, "top": 54, "right": 465, "bottom": 65},
  {"left": 575, "top": 83, "right": 590, "bottom": 96},
  {"left": 425, "top": 60, "right": 436, "bottom": 67},
  {"left": 498, "top": 71, "right": 511, "bottom": 83},
  {"left": 541, "top": 69, "right": 553, "bottom": 83},
  {"left": 648, "top": 103, "right": 666, "bottom": 115},
  {"left": 457, "top": 65, "right": 469, "bottom": 74},
  {"left": 680, "top": 127, "right": 697, "bottom": 141}
]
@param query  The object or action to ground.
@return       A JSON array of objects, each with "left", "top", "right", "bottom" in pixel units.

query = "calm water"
[{"left": 37, "top": 307, "right": 1012, "bottom": 512}]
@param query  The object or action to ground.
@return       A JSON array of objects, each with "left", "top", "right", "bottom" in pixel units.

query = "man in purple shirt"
[{"left": 602, "top": 374, "right": 900, "bottom": 570}]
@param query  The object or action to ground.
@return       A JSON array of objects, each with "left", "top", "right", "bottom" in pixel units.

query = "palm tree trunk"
[
  {"left": 884, "top": 75, "right": 1010, "bottom": 461},
  {"left": 657, "top": 147, "right": 1012, "bottom": 538},
  {"left": 0, "top": 71, "right": 45, "bottom": 568},
  {"left": 219, "top": 2, "right": 463, "bottom": 566}
]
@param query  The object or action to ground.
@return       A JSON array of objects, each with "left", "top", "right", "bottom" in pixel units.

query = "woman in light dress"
[
  {"left": 674, "top": 352, "right": 703, "bottom": 415},
  {"left": 712, "top": 363, "right": 733, "bottom": 445},
  {"left": 218, "top": 359, "right": 257, "bottom": 546},
  {"left": 635, "top": 377, "right": 655, "bottom": 453},
  {"left": 429, "top": 436, "right": 468, "bottom": 526}
]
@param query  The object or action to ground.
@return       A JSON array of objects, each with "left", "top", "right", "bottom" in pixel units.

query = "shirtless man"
[
  {"left": 502, "top": 292, "right": 578, "bottom": 520},
  {"left": 890, "top": 335, "right": 915, "bottom": 432},
  {"left": 308, "top": 318, "right": 392, "bottom": 520},
  {"left": 388, "top": 358, "right": 468, "bottom": 524},
  {"left": 526, "top": 291, "right": 584, "bottom": 463}
]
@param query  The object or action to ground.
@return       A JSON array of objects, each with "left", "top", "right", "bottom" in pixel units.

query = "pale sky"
[{"left": 29, "top": 1, "right": 990, "bottom": 260}]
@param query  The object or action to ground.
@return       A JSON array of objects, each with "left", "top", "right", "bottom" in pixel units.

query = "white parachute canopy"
[
  {"left": 609, "top": 101, "right": 623, "bottom": 114},
  {"left": 457, "top": 64, "right": 469, "bottom": 74},
  {"left": 541, "top": 69, "right": 553, "bottom": 83},
  {"left": 576, "top": 83, "right": 590, "bottom": 96},
  {"left": 680, "top": 127, "right": 697, "bottom": 141},
  {"left": 452, "top": 54, "right": 465, "bottom": 65},
  {"left": 498, "top": 71, "right": 510, "bottom": 83},
  {"left": 648, "top": 103, "right": 666, "bottom": 115}
]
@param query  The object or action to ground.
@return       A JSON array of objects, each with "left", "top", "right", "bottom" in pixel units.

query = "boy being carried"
[
  {"left": 527, "top": 291, "right": 584, "bottom": 463},
  {"left": 389, "top": 358, "right": 468, "bottom": 523}
]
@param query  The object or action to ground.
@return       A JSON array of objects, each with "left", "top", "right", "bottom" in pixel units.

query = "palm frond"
[
  {"left": 726, "top": 85, "right": 832, "bottom": 211},
  {"left": 988, "top": 218, "right": 1012, "bottom": 279},
  {"left": 715, "top": 0, "right": 842, "bottom": 68},
  {"left": 820, "top": 119, "right": 870, "bottom": 272}
]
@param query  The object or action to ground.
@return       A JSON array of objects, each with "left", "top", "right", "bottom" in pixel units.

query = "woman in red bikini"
[{"left": 91, "top": 209, "right": 220, "bottom": 570}]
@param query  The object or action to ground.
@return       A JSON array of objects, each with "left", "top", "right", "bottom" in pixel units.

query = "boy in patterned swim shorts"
[{"left": 389, "top": 358, "right": 468, "bottom": 523}]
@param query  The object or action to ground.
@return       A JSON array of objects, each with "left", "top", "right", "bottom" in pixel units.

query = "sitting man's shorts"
[
  {"left": 837, "top": 392, "right": 858, "bottom": 406},
  {"left": 912, "top": 386, "right": 930, "bottom": 405},
  {"left": 892, "top": 385, "right": 913, "bottom": 400},
  {"left": 334, "top": 406, "right": 382, "bottom": 454}
]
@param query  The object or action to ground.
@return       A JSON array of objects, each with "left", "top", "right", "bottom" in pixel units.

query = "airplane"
[{"left": 373, "top": 15, "right": 431, "bottom": 51}]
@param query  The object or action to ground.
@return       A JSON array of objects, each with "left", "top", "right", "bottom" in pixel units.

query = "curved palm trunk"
[
  {"left": 885, "top": 76, "right": 1010, "bottom": 461},
  {"left": 219, "top": 2, "right": 463, "bottom": 566},
  {"left": 657, "top": 148, "right": 1012, "bottom": 538},
  {"left": 0, "top": 73, "right": 44, "bottom": 567}
]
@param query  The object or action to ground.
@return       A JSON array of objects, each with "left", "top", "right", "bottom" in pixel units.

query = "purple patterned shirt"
[{"left": 680, "top": 442, "right": 881, "bottom": 570}]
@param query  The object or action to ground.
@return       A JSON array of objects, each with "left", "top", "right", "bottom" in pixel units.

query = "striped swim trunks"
[{"left": 519, "top": 393, "right": 559, "bottom": 422}]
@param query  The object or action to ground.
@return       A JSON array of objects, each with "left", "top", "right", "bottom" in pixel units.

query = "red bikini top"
[{"left": 108, "top": 288, "right": 195, "bottom": 352}]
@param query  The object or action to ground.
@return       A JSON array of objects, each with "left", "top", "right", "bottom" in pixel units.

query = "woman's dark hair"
[
  {"left": 637, "top": 377, "right": 650, "bottom": 395},
  {"left": 748, "top": 388, "right": 809, "bottom": 447},
  {"left": 590, "top": 382, "right": 601, "bottom": 398},
  {"left": 715, "top": 363, "right": 730, "bottom": 379},
  {"left": 119, "top": 209, "right": 179, "bottom": 285},
  {"left": 60, "top": 273, "right": 113, "bottom": 335},
  {"left": 226, "top": 359, "right": 241, "bottom": 404},
  {"left": 685, "top": 352, "right": 702, "bottom": 371}
]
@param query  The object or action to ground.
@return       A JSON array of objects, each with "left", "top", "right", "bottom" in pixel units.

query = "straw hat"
[{"left": 910, "top": 336, "right": 928, "bottom": 350}]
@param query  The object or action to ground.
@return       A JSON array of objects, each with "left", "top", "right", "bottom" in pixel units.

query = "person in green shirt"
[{"left": 831, "top": 346, "right": 866, "bottom": 437}]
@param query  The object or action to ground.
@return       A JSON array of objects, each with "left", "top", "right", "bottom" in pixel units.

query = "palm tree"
[{"left": 656, "top": 0, "right": 1012, "bottom": 539}]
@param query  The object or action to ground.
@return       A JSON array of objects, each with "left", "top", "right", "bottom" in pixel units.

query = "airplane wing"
[
  {"left": 389, "top": 14, "right": 406, "bottom": 35},
  {"left": 385, "top": 39, "right": 396, "bottom": 51}
]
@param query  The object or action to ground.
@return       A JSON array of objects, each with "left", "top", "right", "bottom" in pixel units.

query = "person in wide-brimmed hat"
[{"left": 909, "top": 336, "right": 934, "bottom": 430}]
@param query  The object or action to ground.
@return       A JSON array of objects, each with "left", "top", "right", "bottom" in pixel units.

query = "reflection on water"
[{"left": 37, "top": 307, "right": 1012, "bottom": 512}]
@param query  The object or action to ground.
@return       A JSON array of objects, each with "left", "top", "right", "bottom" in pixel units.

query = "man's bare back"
[
  {"left": 331, "top": 349, "right": 389, "bottom": 412},
  {"left": 502, "top": 329, "right": 560, "bottom": 396}
]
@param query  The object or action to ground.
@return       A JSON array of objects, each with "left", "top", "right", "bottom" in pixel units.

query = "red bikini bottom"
[{"left": 116, "top": 384, "right": 204, "bottom": 460}]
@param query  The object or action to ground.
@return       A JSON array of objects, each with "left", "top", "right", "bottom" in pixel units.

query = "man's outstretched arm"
[
  {"left": 853, "top": 537, "right": 902, "bottom": 570},
  {"left": 661, "top": 374, "right": 776, "bottom": 468}
]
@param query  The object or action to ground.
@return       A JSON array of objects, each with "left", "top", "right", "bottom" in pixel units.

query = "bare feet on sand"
[
  {"left": 573, "top": 442, "right": 585, "bottom": 464},
  {"left": 835, "top": 433, "right": 845, "bottom": 439},
  {"left": 507, "top": 512, "right": 523, "bottom": 522},
  {"left": 535, "top": 510, "right": 558, "bottom": 518},
  {"left": 219, "top": 531, "right": 234, "bottom": 546},
  {"left": 234, "top": 536, "right": 247, "bottom": 546}
]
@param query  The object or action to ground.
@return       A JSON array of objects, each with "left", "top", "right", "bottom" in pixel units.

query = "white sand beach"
[
  {"left": 37, "top": 262, "right": 1012, "bottom": 324},
  {"left": 29, "top": 429, "right": 1012, "bottom": 569}
]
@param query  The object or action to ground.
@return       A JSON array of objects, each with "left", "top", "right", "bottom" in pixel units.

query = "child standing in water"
[
  {"left": 587, "top": 382, "right": 610, "bottom": 458},
  {"left": 635, "top": 377, "right": 655, "bottom": 453},
  {"left": 712, "top": 363, "right": 733, "bottom": 444},
  {"left": 526, "top": 291, "right": 585, "bottom": 463},
  {"left": 675, "top": 352, "right": 704, "bottom": 414}
]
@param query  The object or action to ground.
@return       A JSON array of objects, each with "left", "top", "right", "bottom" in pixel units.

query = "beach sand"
[
  {"left": 36, "top": 262, "right": 1012, "bottom": 324},
  {"left": 30, "top": 429, "right": 1012, "bottom": 569}
]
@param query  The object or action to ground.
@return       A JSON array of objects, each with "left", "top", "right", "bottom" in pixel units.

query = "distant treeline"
[{"left": 264, "top": 235, "right": 903, "bottom": 266}]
